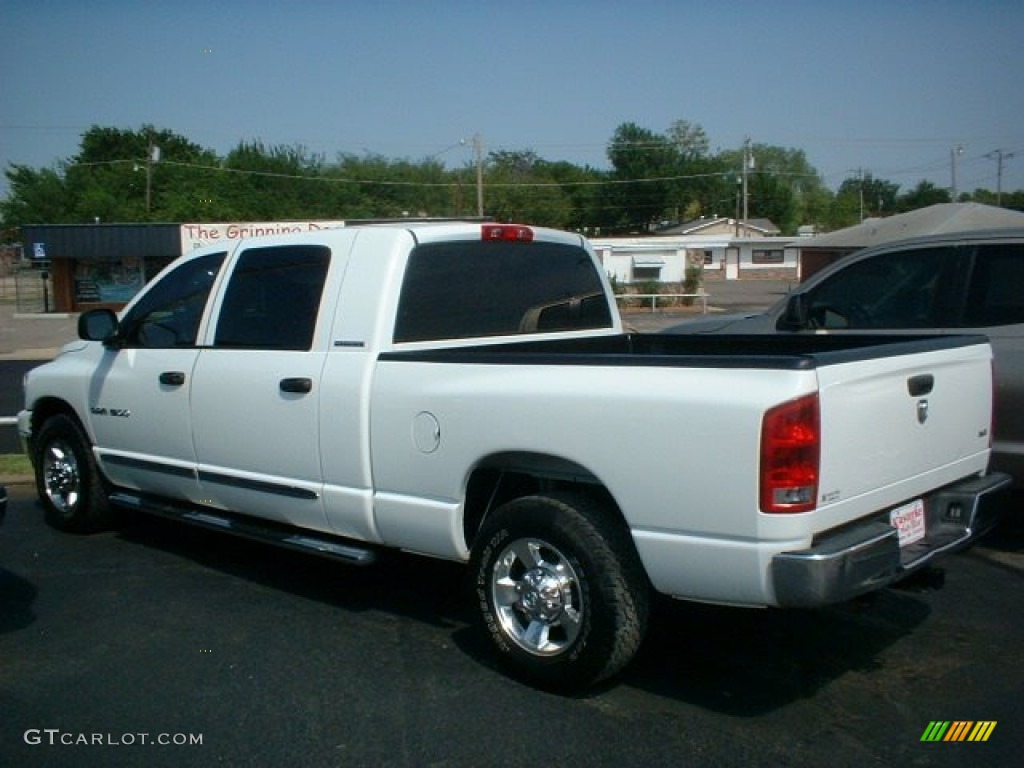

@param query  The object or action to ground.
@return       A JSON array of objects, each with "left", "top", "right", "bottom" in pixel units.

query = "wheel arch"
[
  {"left": 462, "top": 451, "right": 624, "bottom": 549},
  {"left": 27, "top": 397, "right": 89, "bottom": 459}
]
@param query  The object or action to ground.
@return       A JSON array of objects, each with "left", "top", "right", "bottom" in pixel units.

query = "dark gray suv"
[{"left": 668, "top": 228, "right": 1024, "bottom": 486}]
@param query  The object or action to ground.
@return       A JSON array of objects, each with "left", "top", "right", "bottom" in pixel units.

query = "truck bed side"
[{"left": 370, "top": 332, "right": 995, "bottom": 605}]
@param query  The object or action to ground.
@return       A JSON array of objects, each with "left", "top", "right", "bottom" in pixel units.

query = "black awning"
[{"left": 22, "top": 223, "right": 182, "bottom": 261}]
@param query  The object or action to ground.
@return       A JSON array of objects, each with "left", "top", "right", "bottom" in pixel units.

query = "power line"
[{"left": 60, "top": 157, "right": 745, "bottom": 189}]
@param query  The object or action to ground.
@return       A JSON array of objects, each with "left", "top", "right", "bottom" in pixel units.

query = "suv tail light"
[
  {"left": 482, "top": 224, "right": 534, "bottom": 242},
  {"left": 990, "top": 360, "right": 997, "bottom": 448},
  {"left": 760, "top": 393, "right": 820, "bottom": 513}
]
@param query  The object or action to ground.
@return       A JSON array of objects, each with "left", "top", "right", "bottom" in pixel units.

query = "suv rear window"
[
  {"left": 962, "top": 243, "right": 1024, "bottom": 327},
  {"left": 393, "top": 240, "right": 612, "bottom": 343}
]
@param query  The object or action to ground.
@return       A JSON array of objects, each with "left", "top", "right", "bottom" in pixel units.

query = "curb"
[
  {"left": 0, "top": 349, "right": 61, "bottom": 361},
  {"left": 0, "top": 475, "right": 34, "bottom": 486}
]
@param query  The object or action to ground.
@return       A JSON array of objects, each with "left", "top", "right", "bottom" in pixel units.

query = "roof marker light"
[{"left": 482, "top": 224, "right": 534, "bottom": 242}]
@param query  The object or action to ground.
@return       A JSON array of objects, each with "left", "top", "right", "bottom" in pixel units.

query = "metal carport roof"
[{"left": 799, "top": 203, "right": 1024, "bottom": 250}]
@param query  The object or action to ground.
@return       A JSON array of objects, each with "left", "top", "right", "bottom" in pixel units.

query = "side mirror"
[
  {"left": 777, "top": 293, "right": 809, "bottom": 331},
  {"left": 78, "top": 308, "right": 120, "bottom": 343}
]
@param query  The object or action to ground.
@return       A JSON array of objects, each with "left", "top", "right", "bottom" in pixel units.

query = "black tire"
[
  {"left": 469, "top": 492, "right": 650, "bottom": 690},
  {"left": 33, "top": 414, "right": 115, "bottom": 533}
]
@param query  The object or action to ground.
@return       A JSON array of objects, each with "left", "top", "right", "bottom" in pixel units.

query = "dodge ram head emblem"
[{"left": 917, "top": 399, "right": 929, "bottom": 424}]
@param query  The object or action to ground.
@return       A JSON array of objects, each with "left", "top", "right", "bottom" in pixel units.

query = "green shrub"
[{"left": 682, "top": 266, "right": 703, "bottom": 306}]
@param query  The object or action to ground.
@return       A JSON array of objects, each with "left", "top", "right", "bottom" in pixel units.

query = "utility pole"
[
  {"left": 985, "top": 149, "right": 1015, "bottom": 205},
  {"left": 950, "top": 145, "right": 963, "bottom": 202},
  {"left": 144, "top": 141, "right": 160, "bottom": 214},
  {"left": 473, "top": 133, "right": 484, "bottom": 217},
  {"left": 734, "top": 176, "right": 741, "bottom": 237},
  {"left": 741, "top": 136, "right": 752, "bottom": 235},
  {"left": 857, "top": 168, "right": 865, "bottom": 222}
]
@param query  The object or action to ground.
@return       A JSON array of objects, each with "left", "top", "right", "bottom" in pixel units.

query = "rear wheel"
[
  {"left": 470, "top": 492, "right": 650, "bottom": 690},
  {"left": 34, "top": 414, "right": 114, "bottom": 533}
]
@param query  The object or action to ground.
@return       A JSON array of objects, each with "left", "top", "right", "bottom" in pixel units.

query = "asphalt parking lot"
[{"left": 1, "top": 485, "right": 1021, "bottom": 767}]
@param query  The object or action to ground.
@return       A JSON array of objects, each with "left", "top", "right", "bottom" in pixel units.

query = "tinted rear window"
[
  {"left": 962, "top": 242, "right": 1024, "bottom": 327},
  {"left": 214, "top": 245, "right": 330, "bottom": 350},
  {"left": 393, "top": 240, "right": 612, "bottom": 343}
]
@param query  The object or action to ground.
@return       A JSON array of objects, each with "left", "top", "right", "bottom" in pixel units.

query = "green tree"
[
  {"left": 222, "top": 141, "right": 327, "bottom": 219},
  {"left": 665, "top": 119, "right": 711, "bottom": 161},
  {"left": 963, "top": 188, "right": 1024, "bottom": 211},
  {"left": 824, "top": 189, "right": 861, "bottom": 230},
  {"left": 605, "top": 123, "right": 677, "bottom": 232},
  {"left": 483, "top": 150, "right": 572, "bottom": 227},
  {"left": 664, "top": 119, "right": 732, "bottom": 222},
  {"left": 334, "top": 152, "right": 455, "bottom": 219},
  {"left": 541, "top": 160, "right": 608, "bottom": 233},
  {"left": 895, "top": 180, "right": 951, "bottom": 212},
  {"left": 6, "top": 121, "right": 1021, "bottom": 235},
  {"left": 749, "top": 171, "right": 797, "bottom": 233},
  {"left": 827, "top": 173, "right": 900, "bottom": 227},
  {"left": 0, "top": 165, "right": 72, "bottom": 227},
  {"left": 713, "top": 144, "right": 828, "bottom": 234},
  {"left": 64, "top": 124, "right": 219, "bottom": 222}
]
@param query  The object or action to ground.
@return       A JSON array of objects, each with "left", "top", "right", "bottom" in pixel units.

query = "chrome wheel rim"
[
  {"left": 42, "top": 439, "right": 81, "bottom": 516},
  {"left": 491, "top": 537, "right": 583, "bottom": 656}
]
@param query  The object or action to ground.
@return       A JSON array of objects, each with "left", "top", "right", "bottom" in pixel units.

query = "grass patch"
[{"left": 0, "top": 453, "right": 33, "bottom": 476}]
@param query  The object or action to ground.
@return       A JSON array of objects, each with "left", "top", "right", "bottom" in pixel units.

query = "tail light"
[
  {"left": 482, "top": 224, "right": 534, "bottom": 242},
  {"left": 990, "top": 359, "right": 997, "bottom": 448},
  {"left": 760, "top": 393, "right": 820, "bottom": 513}
]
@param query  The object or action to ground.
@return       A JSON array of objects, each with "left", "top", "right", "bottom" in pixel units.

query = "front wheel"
[
  {"left": 470, "top": 492, "right": 650, "bottom": 690},
  {"left": 34, "top": 414, "right": 114, "bottom": 533}
]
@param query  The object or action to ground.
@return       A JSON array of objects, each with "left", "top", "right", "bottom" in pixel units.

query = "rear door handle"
[
  {"left": 280, "top": 377, "right": 313, "bottom": 394},
  {"left": 907, "top": 374, "right": 934, "bottom": 397},
  {"left": 159, "top": 371, "right": 186, "bottom": 387}
]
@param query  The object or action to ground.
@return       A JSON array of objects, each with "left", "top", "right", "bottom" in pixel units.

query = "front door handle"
[
  {"left": 280, "top": 377, "right": 313, "bottom": 394},
  {"left": 159, "top": 371, "right": 186, "bottom": 387}
]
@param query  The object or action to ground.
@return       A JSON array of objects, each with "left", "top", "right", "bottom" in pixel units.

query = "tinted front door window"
[
  {"left": 805, "top": 246, "right": 958, "bottom": 330},
  {"left": 119, "top": 252, "right": 226, "bottom": 347}
]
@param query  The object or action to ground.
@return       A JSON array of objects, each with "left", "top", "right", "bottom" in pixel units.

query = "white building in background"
[{"left": 590, "top": 218, "right": 799, "bottom": 284}]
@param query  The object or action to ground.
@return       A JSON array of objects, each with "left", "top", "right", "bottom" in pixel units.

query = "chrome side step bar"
[{"left": 109, "top": 491, "right": 378, "bottom": 566}]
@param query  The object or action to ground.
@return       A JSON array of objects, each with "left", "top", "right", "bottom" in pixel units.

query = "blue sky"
[{"left": 2, "top": 0, "right": 1023, "bottom": 202}]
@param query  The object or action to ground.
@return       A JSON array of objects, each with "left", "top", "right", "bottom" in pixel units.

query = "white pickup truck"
[{"left": 18, "top": 221, "right": 1010, "bottom": 689}]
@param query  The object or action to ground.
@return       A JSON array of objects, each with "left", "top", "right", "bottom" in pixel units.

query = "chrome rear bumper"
[{"left": 771, "top": 472, "right": 1012, "bottom": 607}]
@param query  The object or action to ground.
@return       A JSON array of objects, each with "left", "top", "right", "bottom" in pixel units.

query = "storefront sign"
[{"left": 180, "top": 221, "right": 346, "bottom": 252}]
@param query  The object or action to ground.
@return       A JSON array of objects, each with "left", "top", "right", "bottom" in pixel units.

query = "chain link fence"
[
  {"left": 11, "top": 264, "right": 51, "bottom": 313},
  {"left": 0, "top": 244, "right": 16, "bottom": 302},
  {"left": 2, "top": 244, "right": 52, "bottom": 313}
]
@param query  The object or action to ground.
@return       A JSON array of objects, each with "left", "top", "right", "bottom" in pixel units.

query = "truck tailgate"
[{"left": 814, "top": 339, "right": 994, "bottom": 523}]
